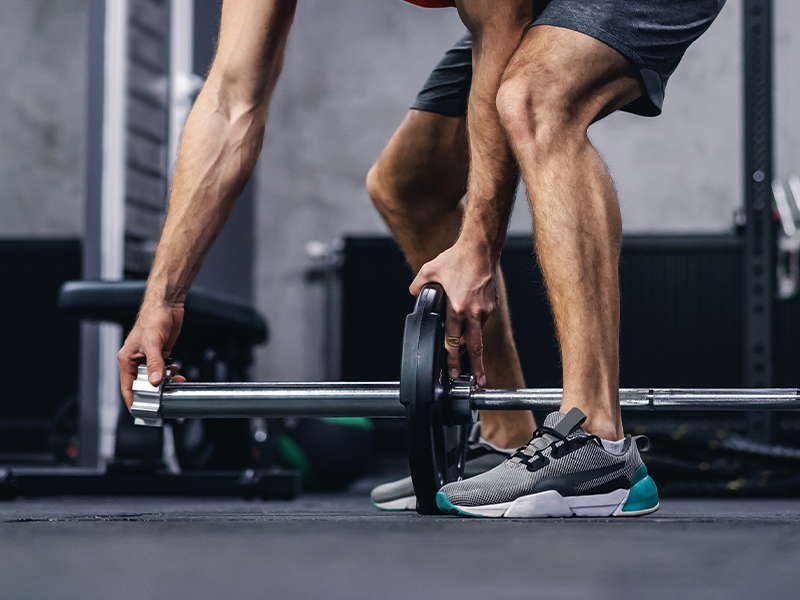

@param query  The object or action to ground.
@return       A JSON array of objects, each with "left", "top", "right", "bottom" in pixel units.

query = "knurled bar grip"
[
  {"left": 471, "top": 388, "right": 800, "bottom": 411},
  {"left": 131, "top": 366, "right": 800, "bottom": 427}
]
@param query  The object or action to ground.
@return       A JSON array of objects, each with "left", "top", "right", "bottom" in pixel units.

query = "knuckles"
[{"left": 444, "top": 335, "right": 462, "bottom": 349}]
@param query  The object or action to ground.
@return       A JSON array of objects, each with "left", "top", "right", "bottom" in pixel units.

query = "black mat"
[{"left": 1, "top": 495, "right": 799, "bottom": 599}]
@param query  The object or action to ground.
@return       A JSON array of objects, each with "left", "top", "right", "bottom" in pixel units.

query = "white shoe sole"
[
  {"left": 372, "top": 495, "right": 416, "bottom": 511},
  {"left": 452, "top": 489, "right": 660, "bottom": 518}
]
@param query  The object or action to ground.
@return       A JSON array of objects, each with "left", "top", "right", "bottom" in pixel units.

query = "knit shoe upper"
[{"left": 439, "top": 409, "right": 645, "bottom": 509}]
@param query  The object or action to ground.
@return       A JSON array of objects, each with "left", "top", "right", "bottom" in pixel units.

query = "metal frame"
[
  {"left": 80, "top": 0, "right": 107, "bottom": 469},
  {"left": 742, "top": 0, "right": 775, "bottom": 440}
]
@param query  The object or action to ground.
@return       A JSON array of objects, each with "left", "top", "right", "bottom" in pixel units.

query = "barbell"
[{"left": 132, "top": 283, "right": 800, "bottom": 514}]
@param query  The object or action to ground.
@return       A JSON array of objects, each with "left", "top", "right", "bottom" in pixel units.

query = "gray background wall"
[
  {"left": 0, "top": 0, "right": 87, "bottom": 238},
  {"left": 0, "top": 0, "right": 797, "bottom": 383}
]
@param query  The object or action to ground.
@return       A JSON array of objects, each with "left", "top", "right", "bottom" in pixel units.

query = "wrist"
[
  {"left": 456, "top": 229, "right": 504, "bottom": 265},
  {"left": 143, "top": 275, "right": 187, "bottom": 310},
  {"left": 454, "top": 236, "right": 501, "bottom": 272}
]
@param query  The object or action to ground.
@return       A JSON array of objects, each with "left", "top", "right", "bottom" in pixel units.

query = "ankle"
[
  {"left": 583, "top": 419, "right": 623, "bottom": 441},
  {"left": 560, "top": 403, "right": 622, "bottom": 440},
  {"left": 479, "top": 412, "right": 536, "bottom": 449}
]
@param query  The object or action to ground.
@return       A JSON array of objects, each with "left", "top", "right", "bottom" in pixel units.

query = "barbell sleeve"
[
  {"left": 160, "top": 381, "right": 405, "bottom": 419},
  {"left": 131, "top": 366, "right": 404, "bottom": 426},
  {"left": 470, "top": 387, "right": 800, "bottom": 411}
]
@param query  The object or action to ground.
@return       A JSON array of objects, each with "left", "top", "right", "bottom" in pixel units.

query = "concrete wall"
[
  {"left": 0, "top": 0, "right": 796, "bottom": 383},
  {"left": 0, "top": 0, "right": 88, "bottom": 238},
  {"left": 775, "top": 0, "right": 800, "bottom": 181},
  {"left": 253, "top": 0, "right": 800, "bottom": 382}
]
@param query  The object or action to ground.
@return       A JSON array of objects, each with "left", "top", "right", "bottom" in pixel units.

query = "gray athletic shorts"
[{"left": 411, "top": 0, "right": 726, "bottom": 117}]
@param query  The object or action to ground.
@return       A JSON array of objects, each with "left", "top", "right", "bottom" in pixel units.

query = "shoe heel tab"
[{"left": 632, "top": 435, "right": 651, "bottom": 452}]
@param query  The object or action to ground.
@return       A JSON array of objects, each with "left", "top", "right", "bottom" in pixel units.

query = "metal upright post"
[
  {"left": 742, "top": 0, "right": 775, "bottom": 441},
  {"left": 80, "top": 0, "right": 107, "bottom": 468}
]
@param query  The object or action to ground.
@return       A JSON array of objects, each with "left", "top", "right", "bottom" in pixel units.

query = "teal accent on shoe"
[
  {"left": 622, "top": 464, "right": 659, "bottom": 512},
  {"left": 436, "top": 491, "right": 483, "bottom": 517},
  {"left": 631, "top": 463, "right": 648, "bottom": 486}
]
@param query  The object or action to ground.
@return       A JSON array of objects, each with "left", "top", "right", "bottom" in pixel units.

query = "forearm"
[
  {"left": 144, "top": 86, "right": 266, "bottom": 307},
  {"left": 456, "top": 1, "right": 532, "bottom": 262},
  {"left": 459, "top": 72, "right": 518, "bottom": 264},
  {"left": 143, "top": 0, "right": 296, "bottom": 308}
]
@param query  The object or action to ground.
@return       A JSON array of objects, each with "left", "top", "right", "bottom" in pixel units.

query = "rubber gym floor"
[{"left": 2, "top": 468, "right": 799, "bottom": 600}]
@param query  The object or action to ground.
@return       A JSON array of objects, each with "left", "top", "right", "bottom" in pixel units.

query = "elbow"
[{"left": 214, "top": 79, "right": 269, "bottom": 130}]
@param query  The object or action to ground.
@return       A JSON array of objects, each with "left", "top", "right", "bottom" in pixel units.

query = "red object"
[{"left": 402, "top": 0, "right": 456, "bottom": 8}]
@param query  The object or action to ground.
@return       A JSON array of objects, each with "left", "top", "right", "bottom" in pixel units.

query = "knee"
[
  {"left": 366, "top": 161, "right": 396, "bottom": 219},
  {"left": 496, "top": 75, "right": 582, "bottom": 152},
  {"left": 366, "top": 159, "right": 423, "bottom": 227}
]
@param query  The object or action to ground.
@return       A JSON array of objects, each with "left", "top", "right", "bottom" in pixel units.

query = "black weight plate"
[{"left": 401, "top": 283, "right": 469, "bottom": 515}]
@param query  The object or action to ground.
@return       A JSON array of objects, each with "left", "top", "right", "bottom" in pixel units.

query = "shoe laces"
[{"left": 511, "top": 426, "right": 602, "bottom": 465}]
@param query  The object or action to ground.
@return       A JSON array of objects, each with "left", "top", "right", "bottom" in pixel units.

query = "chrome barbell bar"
[{"left": 131, "top": 366, "right": 800, "bottom": 427}]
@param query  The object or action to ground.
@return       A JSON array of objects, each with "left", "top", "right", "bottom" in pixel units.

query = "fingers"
[
  {"left": 168, "top": 363, "right": 186, "bottom": 383},
  {"left": 118, "top": 304, "right": 184, "bottom": 413},
  {"left": 146, "top": 345, "right": 166, "bottom": 387},
  {"left": 444, "top": 299, "right": 464, "bottom": 380},
  {"left": 409, "top": 268, "right": 432, "bottom": 297},
  {"left": 118, "top": 348, "right": 138, "bottom": 410},
  {"left": 464, "top": 316, "right": 486, "bottom": 387}
]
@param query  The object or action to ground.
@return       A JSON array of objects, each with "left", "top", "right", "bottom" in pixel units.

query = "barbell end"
[{"left": 131, "top": 364, "right": 164, "bottom": 427}]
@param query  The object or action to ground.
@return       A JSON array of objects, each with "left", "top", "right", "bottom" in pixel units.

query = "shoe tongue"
[
  {"left": 543, "top": 408, "right": 588, "bottom": 437},
  {"left": 510, "top": 408, "right": 589, "bottom": 462}
]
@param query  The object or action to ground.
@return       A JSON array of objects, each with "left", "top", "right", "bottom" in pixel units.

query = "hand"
[
  {"left": 118, "top": 300, "right": 185, "bottom": 410},
  {"left": 410, "top": 242, "right": 499, "bottom": 387}
]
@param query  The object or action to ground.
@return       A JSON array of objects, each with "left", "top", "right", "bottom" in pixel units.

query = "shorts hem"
[
  {"left": 531, "top": 19, "right": 665, "bottom": 117},
  {"left": 409, "top": 101, "right": 467, "bottom": 118}
]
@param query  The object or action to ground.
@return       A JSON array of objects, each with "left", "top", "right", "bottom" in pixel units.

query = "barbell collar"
[
  {"left": 131, "top": 365, "right": 165, "bottom": 427},
  {"left": 447, "top": 375, "right": 478, "bottom": 425}
]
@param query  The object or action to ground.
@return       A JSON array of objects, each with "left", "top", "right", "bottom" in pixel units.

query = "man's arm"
[
  {"left": 410, "top": 0, "right": 531, "bottom": 386},
  {"left": 118, "top": 0, "right": 297, "bottom": 409}
]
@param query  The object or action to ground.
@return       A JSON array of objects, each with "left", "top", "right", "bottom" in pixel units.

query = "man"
[
  {"left": 119, "top": 0, "right": 724, "bottom": 517},
  {"left": 116, "top": 0, "right": 534, "bottom": 503},
  {"left": 377, "top": 0, "right": 724, "bottom": 517}
]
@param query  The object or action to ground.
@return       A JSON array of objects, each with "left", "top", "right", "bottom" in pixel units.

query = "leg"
[
  {"left": 367, "top": 110, "right": 534, "bottom": 448},
  {"left": 407, "top": 1, "right": 532, "bottom": 389},
  {"left": 497, "top": 26, "right": 646, "bottom": 441}
]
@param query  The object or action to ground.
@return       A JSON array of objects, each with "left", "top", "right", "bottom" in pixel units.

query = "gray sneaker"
[
  {"left": 436, "top": 408, "right": 660, "bottom": 518},
  {"left": 370, "top": 423, "right": 513, "bottom": 511}
]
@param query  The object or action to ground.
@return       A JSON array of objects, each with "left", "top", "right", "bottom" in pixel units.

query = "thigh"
[
  {"left": 503, "top": 25, "right": 645, "bottom": 125},
  {"left": 530, "top": 0, "right": 725, "bottom": 116},
  {"left": 375, "top": 109, "right": 470, "bottom": 209}
]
